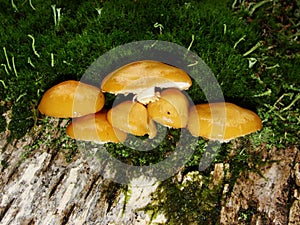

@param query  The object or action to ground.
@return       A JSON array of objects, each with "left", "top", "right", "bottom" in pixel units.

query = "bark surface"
[{"left": 0, "top": 121, "right": 299, "bottom": 224}]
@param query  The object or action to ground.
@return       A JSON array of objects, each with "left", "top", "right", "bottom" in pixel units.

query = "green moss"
[
  {"left": 238, "top": 207, "right": 257, "bottom": 223},
  {"left": 8, "top": 104, "right": 34, "bottom": 139},
  {"left": 104, "top": 125, "right": 182, "bottom": 166},
  {"left": 148, "top": 173, "right": 223, "bottom": 224},
  {"left": 0, "top": 102, "right": 7, "bottom": 132},
  {"left": 1, "top": 0, "right": 297, "bottom": 145},
  {"left": 0, "top": 116, "right": 6, "bottom": 133}
]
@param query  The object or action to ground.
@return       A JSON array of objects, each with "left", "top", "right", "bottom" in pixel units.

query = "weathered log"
[
  {"left": 0, "top": 120, "right": 299, "bottom": 224},
  {"left": 220, "top": 146, "right": 299, "bottom": 225}
]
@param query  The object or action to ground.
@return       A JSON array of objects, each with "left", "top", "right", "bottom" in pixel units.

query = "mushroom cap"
[
  {"left": 147, "top": 88, "right": 189, "bottom": 128},
  {"left": 101, "top": 60, "right": 192, "bottom": 104},
  {"left": 187, "top": 102, "right": 262, "bottom": 142},
  {"left": 107, "top": 100, "right": 155, "bottom": 137},
  {"left": 66, "top": 111, "right": 127, "bottom": 143},
  {"left": 38, "top": 80, "right": 105, "bottom": 118}
]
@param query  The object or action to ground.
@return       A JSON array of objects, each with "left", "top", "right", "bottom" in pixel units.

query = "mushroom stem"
[
  {"left": 134, "top": 87, "right": 161, "bottom": 104},
  {"left": 147, "top": 119, "right": 157, "bottom": 139}
]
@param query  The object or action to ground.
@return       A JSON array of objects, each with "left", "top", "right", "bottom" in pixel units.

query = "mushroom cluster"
[{"left": 38, "top": 60, "right": 262, "bottom": 143}]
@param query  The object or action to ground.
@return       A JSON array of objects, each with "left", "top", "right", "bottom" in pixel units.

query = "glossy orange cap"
[
  {"left": 38, "top": 80, "right": 105, "bottom": 118},
  {"left": 187, "top": 102, "right": 262, "bottom": 142},
  {"left": 107, "top": 100, "right": 156, "bottom": 138},
  {"left": 147, "top": 88, "right": 189, "bottom": 128},
  {"left": 101, "top": 60, "right": 192, "bottom": 104},
  {"left": 66, "top": 111, "right": 127, "bottom": 143}
]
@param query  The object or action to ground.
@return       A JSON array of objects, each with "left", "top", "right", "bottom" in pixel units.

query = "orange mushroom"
[
  {"left": 101, "top": 60, "right": 192, "bottom": 104},
  {"left": 107, "top": 100, "right": 157, "bottom": 138},
  {"left": 66, "top": 111, "right": 127, "bottom": 143},
  {"left": 147, "top": 88, "right": 189, "bottom": 128},
  {"left": 187, "top": 102, "right": 262, "bottom": 142},
  {"left": 38, "top": 80, "right": 105, "bottom": 118}
]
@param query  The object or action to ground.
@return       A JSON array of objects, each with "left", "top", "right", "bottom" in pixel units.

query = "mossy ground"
[{"left": 1, "top": 0, "right": 299, "bottom": 224}]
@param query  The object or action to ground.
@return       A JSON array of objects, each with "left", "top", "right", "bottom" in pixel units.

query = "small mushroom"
[
  {"left": 101, "top": 60, "right": 192, "bottom": 104},
  {"left": 187, "top": 102, "right": 262, "bottom": 142},
  {"left": 38, "top": 80, "right": 105, "bottom": 118},
  {"left": 107, "top": 100, "right": 156, "bottom": 138},
  {"left": 66, "top": 111, "right": 127, "bottom": 143},
  {"left": 147, "top": 88, "right": 189, "bottom": 129}
]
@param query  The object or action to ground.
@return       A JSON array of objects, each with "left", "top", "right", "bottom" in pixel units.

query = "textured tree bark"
[
  {"left": 0, "top": 121, "right": 299, "bottom": 224},
  {"left": 220, "top": 146, "right": 299, "bottom": 225},
  {"left": 0, "top": 120, "right": 162, "bottom": 225}
]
